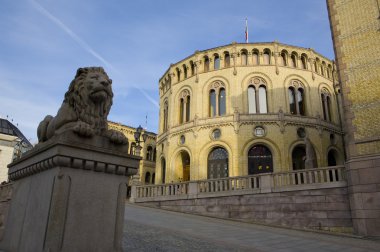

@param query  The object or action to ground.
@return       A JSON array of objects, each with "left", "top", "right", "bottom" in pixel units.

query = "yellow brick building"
[
  {"left": 155, "top": 42, "right": 344, "bottom": 184},
  {"left": 327, "top": 0, "right": 380, "bottom": 236},
  {"left": 108, "top": 121, "right": 157, "bottom": 184}
]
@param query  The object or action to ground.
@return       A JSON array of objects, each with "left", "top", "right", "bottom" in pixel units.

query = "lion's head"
[{"left": 64, "top": 67, "right": 113, "bottom": 134}]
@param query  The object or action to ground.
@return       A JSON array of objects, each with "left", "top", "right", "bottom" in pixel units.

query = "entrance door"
[
  {"left": 248, "top": 145, "right": 273, "bottom": 174},
  {"left": 208, "top": 147, "right": 228, "bottom": 179}
]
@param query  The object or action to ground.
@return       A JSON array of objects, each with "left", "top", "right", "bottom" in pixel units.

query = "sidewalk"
[{"left": 123, "top": 203, "right": 379, "bottom": 252}]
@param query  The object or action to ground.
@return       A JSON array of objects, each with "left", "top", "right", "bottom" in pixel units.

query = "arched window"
[
  {"left": 146, "top": 146, "right": 153, "bottom": 160},
  {"left": 292, "top": 145, "right": 306, "bottom": 170},
  {"left": 130, "top": 142, "right": 136, "bottom": 155},
  {"left": 248, "top": 86, "right": 256, "bottom": 114},
  {"left": 321, "top": 88, "right": 332, "bottom": 121},
  {"left": 209, "top": 81, "right": 226, "bottom": 117},
  {"left": 183, "top": 64, "right": 187, "bottom": 79},
  {"left": 281, "top": 51, "right": 287, "bottom": 66},
  {"left": 208, "top": 147, "right": 229, "bottom": 179},
  {"left": 179, "top": 98, "right": 184, "bottom": 124},
  {"left": 204, "top": 56, "right": 210, "bottom": 72},
  {"left": 152, "top": 173, "right": 155, "bottom": 184},
  {"left": 291, "top": 54, "right": 297, "bottom": 68},
  {"left": 288, "top": 87, "right": 297, "bottom": 114},
  {"left": 190, "top": 61, "right": 195, "bottom": 76},
  {"left": 161, "top": 158, "right": 166, "bottom": 184},
  {"left": 176, "top": 68, "right": 181, "bottom": 82},
  {"left": 209, "top": 89, "right": 216, "bottom": 117},
  {"left": 247, "top": 77, "right": 268, "bottom": 114},
  {"left": 288, "top": 80, "right": 306, "bottom": 116},
  {"left": 224, "top": 52, "right": 230, "bottom": 67},
  {"left": 219, "top": 88, "right": 226, "bottom": 116},
  {"left": 328, "top": 150, "right": 337, "bottom": 166},
  {"left": 252, "top": 50, "right": 259, "bottom": 65},
  {"left": 297, "top": 88, "right": 305, "bottom": 115},
  {"left": 248, "top": 145, "right": 273, "bottom": 175},
  {"left": 259, "top": 86, "right": 268, "bottom": 113},
  {"left": 241, "top": 50, "right": 248, "bottom": 65},
  {"left": 263, "top": 50, "right": 271, "bottom": 64},
  {"left": 186, "top": 96, "right": 191, "bottom": 121},
  {"left": 179, "top": 90, "right": 190, "bottom": 124},
  {"left": 145, "top": 172, "right": 151, "bottom": 184},
  {"left": 214, "top": 54, "right": 220, "bottom": 70},
  {"left": 163, "top": 101, "right": 168, "bottom": 131},
  {"left": 153, "top": 148, "right": 156, "bottom": 162},
  {"left": 301, "top": 54, "right": 307, "bottom": 69}
]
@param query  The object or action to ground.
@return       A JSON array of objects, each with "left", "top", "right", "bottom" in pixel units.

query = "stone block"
[{"left": 326, "top": 211, "right": 352, "bottom": 219}]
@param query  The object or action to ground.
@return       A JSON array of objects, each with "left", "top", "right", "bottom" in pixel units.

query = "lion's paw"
[
  {"left": 73, "top": 121, "right": 94, "bottom": 137},
  {"left": 107, "top": 129, "right": 128, "bottom": 145}
]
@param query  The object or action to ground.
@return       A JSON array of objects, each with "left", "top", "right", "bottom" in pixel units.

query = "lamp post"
[
  {"left": 133, "top": 125, "right": 148, "bottom": 157},
  {"left": 130, "top": 125, "right": 147, "bottom": 186}
]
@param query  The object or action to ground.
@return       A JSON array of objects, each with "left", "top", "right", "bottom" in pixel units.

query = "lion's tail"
[{"left": 37, "top": 115, "right": 53, "bottom": 142}]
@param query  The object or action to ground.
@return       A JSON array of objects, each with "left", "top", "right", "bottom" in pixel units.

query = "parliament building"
[{"left": 155, "top": 42, "right": 344, "bottom": 184}]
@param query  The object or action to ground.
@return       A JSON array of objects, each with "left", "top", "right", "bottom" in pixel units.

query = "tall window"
[
  {"left": 289, "top": 87, "right": 297, "bottom": 114},
  {"left": 288, "top": 80, "right": 306, "bottom": 116},
  {"left": 219, "top": 88, "right": 226, "bottom": 115},
  {"left": 248, "top": 77, "right": 268, "bottom": 114},
  {"left": 161, "top": 158, "right": 166, "bottom": 184},
  {"left": 281, "top": 51, "right": 287, "bottom": 66},
  {"left": 146, "top": 146, "right": 153, "bottom": 161},
  {"left": 190, "top": 61, "right": 195, "bottom": 76},
  {"left": 179, "top": 90, "right": 190, "bottom": 124},
  {"left": 252, "top": 50, "right": 259, "bottom": 65},
  {"left": 145, "top": 172, "right": 151, "bottom": 184},
  {"left": 214, "top": 54, "right": 220, "bottom": 70},
  {"left": 224, "top": 52, "right": 230, "bottom": 67},
  {"left": 183, "top": 64, "right": 187, "bottom": 79},
  {"left": 291, "top": 54, "right": 297, "bottom": 68},
  {"left": 241, "top": 50, "right": 248, "bottom": 65},
  {"left": 321, "top": 88, "right": 332, "bottom": 121},
  {"left": 259, "top": 86, "right": 268, "bottom": 113},
  {"left": 204, "top": 56, "right": 210, "bottom": 72},
  {"left": 263, "top": 50, "right": 271, "bottom": 64},
  {"left": 209, "top": 81, "right": 226, "bottom": 117},
  {"left": 163, "top": 101, "right": 168, "bottom": 131},
  {"left": 248, "top": 86, "right": 256, "bottom": 113},
  {"left": 209, "top": 89, "right": 216, "bottom": 117},
  {"left": 301, "top": 54, "right": 307, "bottom": 69},
  {"left": 176, "top": 68, "right": 181, "bottom": 82}
]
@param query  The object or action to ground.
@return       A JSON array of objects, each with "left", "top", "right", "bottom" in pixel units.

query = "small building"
[
  {"left": 0, "top": 118, "right": 32, "bottom": 183},
  {"left": 108, "top": 121, "right": 157, "bottom": 184}
]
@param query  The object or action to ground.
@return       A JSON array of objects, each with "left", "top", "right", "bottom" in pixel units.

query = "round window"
[
  {"left": 179, "top": 135, "right": 185, "bottom": 144},
  {"left": 297, "top": 127, "right": 306, "bottom": 138},
  {"left": 211, "top": 129, "right": 221, "bottom": 140},
  {"left": 254, "top": 126, "right": 265, "bottom": 137}
]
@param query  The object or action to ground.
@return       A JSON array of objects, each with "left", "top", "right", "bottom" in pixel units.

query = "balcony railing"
[{"left": 131, "top": 165, "right": 346, "bottom": 203}]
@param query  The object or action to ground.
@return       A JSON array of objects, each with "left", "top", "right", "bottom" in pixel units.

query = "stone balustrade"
[{"left": 131, "top": 166, "right": 346, "bottom": 203}]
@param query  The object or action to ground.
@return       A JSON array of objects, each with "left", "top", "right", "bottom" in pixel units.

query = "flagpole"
[{"left": 245, "top": 18, "right": 249, "bottom": 43}]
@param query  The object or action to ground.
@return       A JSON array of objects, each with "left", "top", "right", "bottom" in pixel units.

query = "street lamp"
[{"left": 133, "top": 125, "right": 147, "bottom": 156}]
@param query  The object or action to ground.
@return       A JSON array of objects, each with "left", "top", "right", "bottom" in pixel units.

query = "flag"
[{"left": 245, "top": 18, "right": 249, "bottom": 43}]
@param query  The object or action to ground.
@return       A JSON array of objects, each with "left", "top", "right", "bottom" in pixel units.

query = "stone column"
[{"left": 0, "top": 131, "right": 140, "bottom": 252}]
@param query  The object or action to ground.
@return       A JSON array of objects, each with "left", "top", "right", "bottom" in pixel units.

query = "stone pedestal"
[
  {"left": 346, "top": 155, "right": 380, "bottom": 237},
  {"left": 0, "top": 131, "right": 140, "bottom": 252}
]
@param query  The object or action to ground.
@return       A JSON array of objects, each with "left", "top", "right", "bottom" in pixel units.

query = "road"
[{"left": 123, "top": 203, "right": 379, "bottom": 252}]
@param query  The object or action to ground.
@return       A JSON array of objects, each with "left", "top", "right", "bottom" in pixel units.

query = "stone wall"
[
  {"left": 138, "top": 186, "right": 352, "bottom": 233},
  {"left": 0, "top": 183, "right": 12, "bottom": 241}
]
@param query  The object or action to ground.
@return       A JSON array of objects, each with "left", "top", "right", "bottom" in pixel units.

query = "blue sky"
[{"left": 0, "top": 0, "right": 334, "bottom": 143}]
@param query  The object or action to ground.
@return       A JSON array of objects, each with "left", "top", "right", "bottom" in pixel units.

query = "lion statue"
[{"left": 37, "top": 67, "right": 128, "bottom": 145}]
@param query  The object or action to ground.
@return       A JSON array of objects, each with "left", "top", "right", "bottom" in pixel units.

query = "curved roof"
[{"left": 0, "top": 118, "right": 32, "bottom": 146}]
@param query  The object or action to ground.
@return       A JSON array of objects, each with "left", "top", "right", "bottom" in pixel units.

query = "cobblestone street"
[{"left": 123, "top": 203, "right": 380, "bottom": 252}]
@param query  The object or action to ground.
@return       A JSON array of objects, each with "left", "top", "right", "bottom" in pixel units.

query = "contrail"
[{"left": 29, "top": 0, "right": 159, "bottom": 108}]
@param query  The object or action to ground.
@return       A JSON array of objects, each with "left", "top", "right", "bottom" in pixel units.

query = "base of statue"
[{"left": 0, "top": 131, "right": 140, "bottom": 252}]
